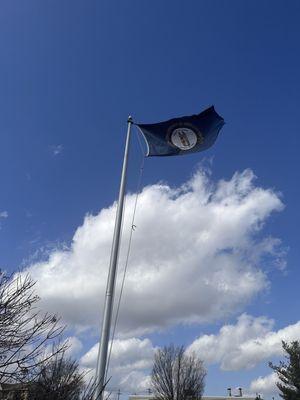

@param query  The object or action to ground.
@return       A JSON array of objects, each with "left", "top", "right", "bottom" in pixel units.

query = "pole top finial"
[{"left": 127, "top": 115, "right": 133, "bottom": 123}]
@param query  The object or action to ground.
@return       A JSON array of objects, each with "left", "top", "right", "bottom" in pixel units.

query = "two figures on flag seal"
[{"left": 168, "top": 124, "right": 203, "bottom": 150}]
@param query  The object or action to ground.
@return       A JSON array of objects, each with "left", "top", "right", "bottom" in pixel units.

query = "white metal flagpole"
[{"left": 94, "top": 116, "right": 133, "bottom": 400}]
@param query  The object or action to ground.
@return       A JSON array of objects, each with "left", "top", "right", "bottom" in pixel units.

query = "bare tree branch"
[
  {"left": 0, "top": 272, "right": 66, "bottom": 383},
  {"left": 151, "top": 344, "right": 206, "bottom": 400},
  {"left": 28, "top": 351, "right": 109, "bottom": 400}
]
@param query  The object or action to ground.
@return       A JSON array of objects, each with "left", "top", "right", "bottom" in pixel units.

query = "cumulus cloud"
[
  {"left": 21, "top": 168, "right": 284, "bottom": 336},
  {"left": 81, "top": 338, "right": 155, "bottom": 392},
  {"left": 65, "top": 336, "right": 83, "bottom": 357},
  {"left": 41, "top": 336, "right": 83, "bottom": 364},
  {"left": 187, "top": 314, "right": 300, "bottom": 370},
  {"left": 250, "top": 373, "right": 278, "bottom": 396}
]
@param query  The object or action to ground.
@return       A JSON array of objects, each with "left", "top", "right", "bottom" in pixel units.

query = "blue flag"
[{"left": 136, "top": 106, "right": 225, "bottom": 157}]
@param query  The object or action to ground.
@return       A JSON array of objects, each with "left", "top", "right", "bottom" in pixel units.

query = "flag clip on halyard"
[{"left": 135, "top": 106, "right": 225, "bottom": 157}]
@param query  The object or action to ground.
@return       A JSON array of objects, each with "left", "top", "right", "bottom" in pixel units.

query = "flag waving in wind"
[
  {"left": 136, "top": 106, "right": 225, "bottom": 157},
  {"left": 94, "top": 106, "right": 225, "bottom": 397}
]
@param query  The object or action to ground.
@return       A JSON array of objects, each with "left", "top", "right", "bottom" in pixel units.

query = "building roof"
[{"left": 128, "top": 395, "right": 257, "bottom": 400}]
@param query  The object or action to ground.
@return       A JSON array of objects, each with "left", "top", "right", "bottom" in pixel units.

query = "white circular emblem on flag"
[{"left": 170, "top": 127, "right": 198, "bottom": 150}]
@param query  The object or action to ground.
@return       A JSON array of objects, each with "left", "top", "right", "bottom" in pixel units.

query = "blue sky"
[{"left": 0, "top": 0, "right": 300, "bottom": 397}]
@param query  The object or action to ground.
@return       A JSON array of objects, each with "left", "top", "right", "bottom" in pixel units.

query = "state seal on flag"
[
  {"left": 168, "top": 123, "right": 204, "bottom": 151},
  {"left": 136, "top": 106, "right": 224, "bottom": 156}
]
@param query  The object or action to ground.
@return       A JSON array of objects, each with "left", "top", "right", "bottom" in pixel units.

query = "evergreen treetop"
[{"left": 269, "top": 341, "right": 300, "bottom": 400}]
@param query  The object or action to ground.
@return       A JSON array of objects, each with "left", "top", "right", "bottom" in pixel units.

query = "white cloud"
[
  {"left": 65, "top": 336, "right": 83, "bottom": 357},
  {"left": 41, "top": 336, "right": 83, "bottom": 364},
  {"left": 0, "top": 211, "right": 8, "bottom": 218},
  {"left": 50, "top": 144, "right": 63, "bottom": 156},
  {"left": 250, "top": 373, "right": 278, "bottom": 396},
  {"left": 187, "top": 314, "right": 300, "bottom": 370},
  {"left": 21, "top": 168, "right": 284, "bottom": 336},
  {"left": 81, "top": 338, "right": 155, "bottom": 371},
  {"left": 80, "top": 338, "right": 154, "bottom": 392}
]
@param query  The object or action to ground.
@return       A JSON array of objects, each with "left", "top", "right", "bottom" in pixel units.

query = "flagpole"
[{"left": 94, "top": 116, "right": 133, "bottom": 400}]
